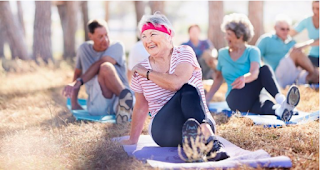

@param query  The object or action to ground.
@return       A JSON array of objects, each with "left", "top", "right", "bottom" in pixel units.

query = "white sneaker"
[{"left": 275, "top": 85, "right": 300, "bottom": 122}]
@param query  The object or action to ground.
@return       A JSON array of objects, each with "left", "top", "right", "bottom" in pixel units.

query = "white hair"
[
  {"left": 220, "top": 13, "right": 254, "bottom": 42},
  {"left": 138, "top": 11, "right": 175, "bottom": 37},
  {"left": 275, "top": 14, "right": 292, "bottom": 26}
]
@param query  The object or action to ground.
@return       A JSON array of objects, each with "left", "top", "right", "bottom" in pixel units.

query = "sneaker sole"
[
  {"left": 119, "top": 89, "right": 133, "bottom": 111},
  {"left": 116, "top": 89, "right": 133, "bottom": 124},
  {"left": 286, "top": 85, "right": 300, "bottom": 107},
  {"left": 182, "top": 118, "right": 202, "bottom": 146},
  {"left": 281, "top": 109, "right": 293, "bottom": 122}
]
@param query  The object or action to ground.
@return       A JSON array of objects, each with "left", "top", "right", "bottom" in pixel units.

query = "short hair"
[
  {"left": 138, "top": 11, "right": 175, "bottom": 37},
  {"left": 188, "top": 24, "right": 201, "bottom": 33},
  {"left": 87, "top": 19, "right": 109, "bottom": 34},
  {"left": 220, "top": 13, "right": 254, "bottom": 42},
  {"left": 275, "top": 14, "right": 292, "bottom": 26}
]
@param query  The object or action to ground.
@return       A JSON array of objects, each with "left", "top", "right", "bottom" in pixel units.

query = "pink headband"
[{"left": 141, "top": 23, "right": 172, "bottom": 36}]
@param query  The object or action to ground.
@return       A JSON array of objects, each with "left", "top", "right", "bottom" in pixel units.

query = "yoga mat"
[
  {"left": 113, "top": 135, "right": 292, "bottom": 169},
  {"left": 66, "top": 98, "right": 116, "bottom": 123},
  {"left": 208, "top": 101, "right": 319, "bottom": 128}
]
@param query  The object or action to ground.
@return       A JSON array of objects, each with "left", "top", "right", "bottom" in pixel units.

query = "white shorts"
[
  {"left": 85, "top": 76, "right": 117, "bottom": 116},
  {"left": 275, "top": 55, "right": 308, "bottom": 88}
]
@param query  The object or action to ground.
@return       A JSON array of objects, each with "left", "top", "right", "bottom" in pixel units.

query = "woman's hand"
[
  {"left": 231, "top": 76, "right": 245, "bottom": 89},
  {"left": 132, "top": 64, "right": 148, "bottom": 77}
]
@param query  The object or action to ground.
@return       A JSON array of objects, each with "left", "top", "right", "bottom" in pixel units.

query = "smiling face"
[
  {"left": 89, "top": 26, "right": 109, "bottom": 52},
  {"left": 225, "top": 29, "right": 242, "bottom": 47},
  {"left": 140, "top": 29, "right": 171, "bottom": 57},
  {"left": 275, "top": 21, "right": 290, "bottom": 41}
]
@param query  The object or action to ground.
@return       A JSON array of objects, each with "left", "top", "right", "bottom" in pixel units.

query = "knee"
[
  {"left": 99, "top": 62, "right": 115, "bottom": 75},
  {"left": 180, "top": 84, "right": 200, "bottom": 99},
  {"left": 259, "top": 65, "right": 273, "bottom": 76}
]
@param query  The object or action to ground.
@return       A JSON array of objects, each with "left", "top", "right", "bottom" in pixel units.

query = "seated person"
[
  {"left": 127, "top": 40, "right": 149, "bottom": 84},
  {"left": 121, "top": 12, "right": 229, "bottom": 162},
  {"left": 62, "top": 19, "right": 133, "bottom": 123},
  {"left": 256, "top": 14, "right": 318, "bottom": 88},
  {"left": 206, "top": 13, "right": 301, "bottom": 122},
  {"left": 290, "top": 1, "right": 319, "bottom": 67},
  {"left": 181, "top": 24, "right": 218, "bottom": 80}
]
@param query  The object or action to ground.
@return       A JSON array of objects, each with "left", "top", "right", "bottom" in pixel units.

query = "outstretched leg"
[{"left": 289, "top": 49, "right": 319, "bottom": 83}]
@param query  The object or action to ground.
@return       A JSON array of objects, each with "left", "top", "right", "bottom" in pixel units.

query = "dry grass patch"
[{"left": 0, "top": 63, "right": 318, "bottom": 169}]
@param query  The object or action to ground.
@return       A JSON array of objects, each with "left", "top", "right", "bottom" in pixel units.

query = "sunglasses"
[{"left": 280, "top": 27, "right": 290, "bottom": 31}]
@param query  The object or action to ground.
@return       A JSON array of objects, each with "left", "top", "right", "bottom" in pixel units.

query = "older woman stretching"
[
  {"left": 121, "top": 12, "right": 229, "bottom": 162},
  {"left": 206, "top": 13, "right": 301, "bottom": 122}
]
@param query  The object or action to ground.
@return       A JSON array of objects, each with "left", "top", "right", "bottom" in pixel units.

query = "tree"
[
  {"left": 57, "top": 1, "right": 78, "bottom": 60},
  {"left": 17, "top": 1, "right": 25, "bottom": 36},
  {"left": 134, "top": 1, "right": 145, "bottom": 25},
  {"left": 0, "top": 22, "right": 5, "bottom": 58},
  {"left": 0, "top": 1, "right": 29, "bottom": 60},
  {"left": 248, "top": 1, "right": 264, "bottom": 45},
  {"left": 149, "top": 1, "right": 165, "bottom": 14},
  {"left": 134, "top": 1, "right": 146, "bottom": 41},
  {"left": 33, "top": 1, "right": 53, "bottom": 64},
  {"left": 105, "top": 1, "right": 109, "bottom": 22},
  {"left": 208, "top": 1, "right": 225, "bottom": 50},
  {"left": 81, "top": 1, "right": 89, "bottom": 41}
]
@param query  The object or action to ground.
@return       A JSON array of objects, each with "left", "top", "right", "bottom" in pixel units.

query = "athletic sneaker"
[
  {"left": 275, "top": 85, "right": 300, "bottom": 122},
  {"left": 206, "top": 136, "right": 230, "bottom": 161},
  {"left": 116, "top": 89, "right": 133, "bottom": 124},
  {"left": 182, "top": 118, "right": 203, "bottom": 147},
  {"left": 182, "top": 118, "right": 229, "bottom": 162}
]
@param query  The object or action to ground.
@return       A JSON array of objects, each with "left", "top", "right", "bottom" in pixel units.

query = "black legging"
[
  {"left": 226, "top": 65, "right": 280, "bottom": 115},
  {"left": 151, "top": 84, "right": 208, "bottom": 147}
]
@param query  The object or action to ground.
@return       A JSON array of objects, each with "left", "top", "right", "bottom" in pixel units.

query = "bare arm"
[
  {"left": 289, "top": 29, "right": 299, "bottom": 37},
  {"left": 231, "top": 62, "right": 260, "bottom": 89},
  {"left": 70, "top": 69, "right": 82, "bottom": 109},
  {"left": 62, "top": 56, "right": 116, "bottom": 98},
  {"left": 133, "top": 62, "right": 195, "bottom": 91},
  {"left": 205, "top": 71, "right": 223, "bottom": 103},
  {"left": 80, "top": 56, "right": 116, "bottom": 83},
  {"left": 121, "top": 93, "right": 149, "bottom": 145}
]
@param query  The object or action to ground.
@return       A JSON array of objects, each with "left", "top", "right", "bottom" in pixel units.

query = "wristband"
[
  {"left": 77, "top": 77, "right": 84, "bottom": 86},
  {"left": 146, "top": 69, "right": 151, "bottom": 80}
]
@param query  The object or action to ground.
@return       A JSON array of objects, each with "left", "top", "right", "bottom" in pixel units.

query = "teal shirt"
[
  {"left": 217, "top": 45, "right": 261, "bottom": 96},
  {"left": 256, "top": 33, "right": 296, "bottom": 71},
  {"left": 294, "top": 16, "right": 319, "bottom": 57}
]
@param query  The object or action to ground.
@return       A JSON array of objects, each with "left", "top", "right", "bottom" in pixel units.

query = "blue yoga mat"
[
  {"left": 208, "top": 102, "right": 319, "bottom": 128},
  {"left": 66, "top": 98, "right": 116, "bottom": 123}
]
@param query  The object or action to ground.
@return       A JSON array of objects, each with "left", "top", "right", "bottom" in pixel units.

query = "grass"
[{"left": 0, "top": 61, "right": 318, "bottom": 170}]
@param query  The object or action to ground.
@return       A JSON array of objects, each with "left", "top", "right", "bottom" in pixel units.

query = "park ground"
[{"left": 0, "top": 61, "right": 318, "bottom": 170}]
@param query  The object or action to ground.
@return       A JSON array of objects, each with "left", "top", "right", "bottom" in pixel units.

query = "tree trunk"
[
  {"left": 81, "top": 1, "right": 89, "bottom": 41},
  {"left": 0, "top": 22, "right": 5, "bottom": 58},
  {"left": 33, "top": 1, "right": 53, "bottom": 64},
  {"left": 208, "top": 1, "right": 225, "bottom": 50},
  {"left": 134, "top": 1, "right": 145, "bottom": 24},
  {"left": 0, "top": 1, "right": 29, "bottom": 60},
  {"left": 105, "top": 1, "right": 109, "bottom": 22},
  {"left": 57, "top": 1, "right": 78, "bottom": 60},
  {"left": 248, "top": 1, "right": 264, "bottom": 45},
  {"left": 134, "top": 1, "right": 146, "bottom": 41},
  {"left": 17, "top": 1, "right": 25, "bottom": 36},
  {"left": 149, "top": 1, "right": 165, "bottom": 14}
]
